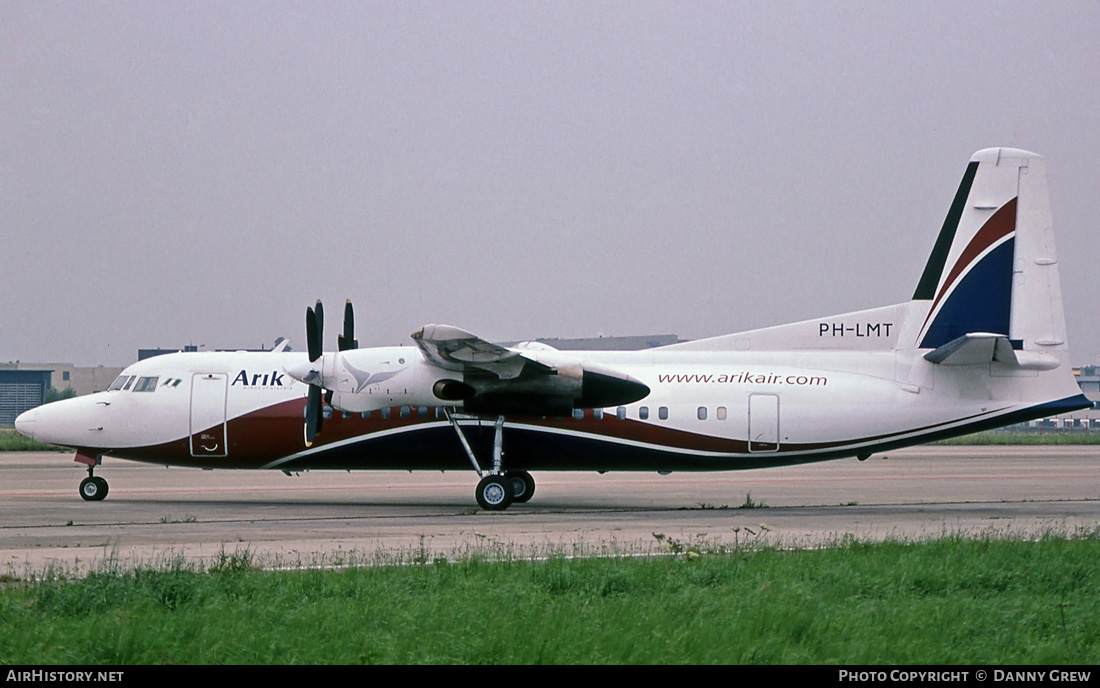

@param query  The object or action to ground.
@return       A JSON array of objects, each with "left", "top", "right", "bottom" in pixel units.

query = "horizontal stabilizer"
[{"left": 923, "top": 333, "right": 1059, "bottom": 370}]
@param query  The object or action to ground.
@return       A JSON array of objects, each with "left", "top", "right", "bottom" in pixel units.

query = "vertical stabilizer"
[
  {"left": 909, "top": 148, "right": 1066, "bottom": 357},
  {"left": 1009, "top": 151, "right": 1067, "bottom": 353}
]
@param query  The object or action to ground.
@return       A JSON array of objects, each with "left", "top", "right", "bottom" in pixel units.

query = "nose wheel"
[{"left": 79, "top": 476, "right": 109, "bottom": 501}]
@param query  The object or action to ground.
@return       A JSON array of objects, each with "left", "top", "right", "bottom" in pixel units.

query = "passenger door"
[
  {"left": 189, "top": 373, "right": 228, "bottom": 457},
  {"left": 748, "top": 393, "right": 780, "bottom": 453}
]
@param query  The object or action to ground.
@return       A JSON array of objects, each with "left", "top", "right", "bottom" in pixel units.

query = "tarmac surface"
[{"left": 1, "top": 445, "right": 1097, "bottom": 573}]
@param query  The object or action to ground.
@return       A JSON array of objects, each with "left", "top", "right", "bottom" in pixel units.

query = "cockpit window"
[
  {"left": 132, "top": 376, "right": 159, "bottom": 392},
  {"left": 108, "top": 375, "right": 134, "bottom": 391}
]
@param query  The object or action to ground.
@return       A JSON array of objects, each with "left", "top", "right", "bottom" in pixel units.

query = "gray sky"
[{"left": 3, "top": 1, "right": 1099, "bottom": 367}]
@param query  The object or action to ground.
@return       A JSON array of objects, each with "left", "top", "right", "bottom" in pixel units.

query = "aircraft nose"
[{"left": 14, "top": 407, "right": 36, "bottom": 440}]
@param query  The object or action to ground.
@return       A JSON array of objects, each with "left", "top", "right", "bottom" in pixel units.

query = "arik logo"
[{"left": 231, "top": 370, "right": 287, "bottom": 387}]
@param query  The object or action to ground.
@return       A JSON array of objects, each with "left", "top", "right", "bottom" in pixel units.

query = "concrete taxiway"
[{"left": 1, "top": 445, "right": 1097, "bottom": 572}]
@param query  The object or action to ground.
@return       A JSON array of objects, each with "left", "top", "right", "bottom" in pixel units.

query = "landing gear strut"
[
  {"left": 446, "top": 410, "right": 534, "bottom": 511},
  {"left": 79, "top": 466, "right": 109, "bottom": 502}
]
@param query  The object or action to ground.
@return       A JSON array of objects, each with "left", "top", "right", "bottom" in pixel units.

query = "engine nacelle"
[
  {"left": 444, "top": 365, "right": 649, "bottom": 417},
  {"left": 325, "top": 348, "right": 446, "bottom": 413},
  {"left": 322, "top": 347, "right": 650, "bottom": 417}
]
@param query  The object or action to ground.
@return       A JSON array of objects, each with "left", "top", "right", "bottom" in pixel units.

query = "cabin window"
[
  {"left": 132, "top": 377, "right": 159, "bottom": 393},
  {"left": 616, "top": 406, "right": 626, "bottom": 420},
  {"left": 342, "top": 411, "right": 351, "bottom": 419},
  {"left": 659, "top": 406, "right": 669, "bottom": 420},
  {"left": 418, "top": 406, "right": 428, "bottom": 418},
  {"left": 361, "top": 411, "right": 371, "bottom": 419},
  {"left": 697, "top": 406, "right": 707, "bottom": 420},
  {"left": 436, "top": 407, "right": 447, "bottom": 420},
  {"left": 381, "top": 407, "right": 391, "bottom": 420},
  {"left": 322, "top": 405, "right": 332, "bottom": 419},
  {"left": 593, "top": 408, "right": 604, "bottom": 420},
  {"left": 573, "top": 409, "right": 585, "bottom": 420},
  {"left": 717, "top": 406, "right": 727, "bottom": 421},
  {"left": 639, "top": 406, "right": 649, "bottom": 420},
  {"left": 400, "top": 406, "right": 411, "bottom": 419}
]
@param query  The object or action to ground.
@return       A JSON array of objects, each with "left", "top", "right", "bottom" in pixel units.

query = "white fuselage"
[{"left": 16, "top": 344, "right": 1085, "bottom": 473}]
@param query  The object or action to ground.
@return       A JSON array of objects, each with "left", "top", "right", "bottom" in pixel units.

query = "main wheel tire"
[
  {"left": 476, "top": 475, "right": 514, "bottom": 511},
  {"left": 79, "top": 477, "right": 107, "bottom": 502},
  {"left": 506, "top": 471, "right": 535, "bottom": 503}
]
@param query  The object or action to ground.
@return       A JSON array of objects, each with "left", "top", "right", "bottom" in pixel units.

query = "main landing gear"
[
  {"left": 446, "top": 410, "right": 534, "bottom": 511},
  {"left": 79, "top": 466, "right": 109, "bottom": 502},
  {"left": 475, "top": 470, "right": 536, "bottom": 511}
]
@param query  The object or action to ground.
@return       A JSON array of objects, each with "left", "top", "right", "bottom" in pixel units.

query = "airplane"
[{"left": 15, "top": 148, "right": 1091, "bottom": 510}]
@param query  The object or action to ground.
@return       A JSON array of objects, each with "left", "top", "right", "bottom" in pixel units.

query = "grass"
[
  {"left": 935, "top": 430, "right": 1100, "bottom": 445},
  {"left": 0, "top": 428, "right": 65, "bottom": 451},
  {"left": 1, "top": 533, "right": 1098, "bottom": 664}
]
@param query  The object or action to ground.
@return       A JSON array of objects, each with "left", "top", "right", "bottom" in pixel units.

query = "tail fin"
[
  {"left": 660, "top": 148, "right": 1076, "bottom": 365},
  {"left": 908, "top": 148, "right": 1068, "bottom": 357}
]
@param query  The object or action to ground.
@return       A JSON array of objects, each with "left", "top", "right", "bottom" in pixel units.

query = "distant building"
[
  {"left": 138, "top": 345, "right": 200, "bottom": 360},
  {"left": 138, "top": 338, "right": 289, "bottom": 361},
  {"left": 502, "top": 334, "right": 681, "bottom": 351},
  {"left": 1074, "top": 365, "right": 1100, "bottom": 399},
  {"left": 0, "top": 369, "right": 52, "bottom": 426},
  {"left": 0, "top": 362, "right": 124, "bottom": 397}
]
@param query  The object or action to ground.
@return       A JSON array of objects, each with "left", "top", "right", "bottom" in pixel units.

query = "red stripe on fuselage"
[{"left": 108, "top": 398, "right": 1009, "bottom": 470}]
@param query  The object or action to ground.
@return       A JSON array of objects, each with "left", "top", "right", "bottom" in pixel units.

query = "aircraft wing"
[
  {"left": 411, "top": 324, "right": 554, "bottom": 379},
  {"left": 411, "top": 324, "right": 649, "bottom": 414}
]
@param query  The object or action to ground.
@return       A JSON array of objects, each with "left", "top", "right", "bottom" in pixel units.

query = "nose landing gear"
[
  {"left": 79, "top": 473, "right": 109, "bottom": 501},
  {"left": 76, "top": 454, "right": 109, "bottom": 501}
]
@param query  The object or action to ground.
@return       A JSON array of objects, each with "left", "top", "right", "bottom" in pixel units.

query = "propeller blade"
[
  {"left": 305, "top": 385, "right": 322, "bottom": 446},
  {"left": 306, "top": 306, "right": 321, "bottom": 363},
  {"left": 338, "top": 299, "right": 358, "bottom": 351},
  {"left": 314, "top": 300, "right": 324, "bottom": 342}
]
